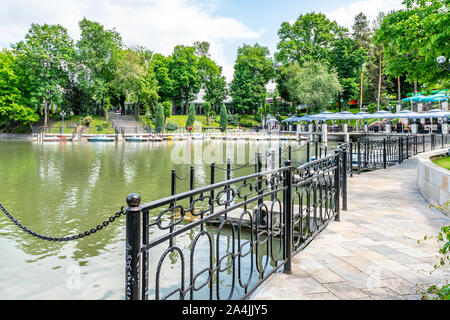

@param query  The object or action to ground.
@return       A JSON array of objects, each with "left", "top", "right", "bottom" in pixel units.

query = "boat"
[
  {"left": 87, "top": 135, "right": 115, "bottom": 142},
  {"left": 43, "top": 135, "right": 73, "bottom": 142},
  {"left": 125, "top": 135, "right": 150, "bottom": 142}
]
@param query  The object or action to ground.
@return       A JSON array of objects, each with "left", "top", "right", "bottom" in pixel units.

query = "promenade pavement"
[{"left": 251, "top": 154, "right": 450, "bottom": 300}]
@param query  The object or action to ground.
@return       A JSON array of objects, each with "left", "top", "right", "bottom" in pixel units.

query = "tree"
[
  {"left": 219, "top": 103, "right": 228, "bottom": 131},
  {"left": 161, "top": 101, "right": 171, "bottom": 131},
  {"left": 287, "top": 61, "right": 341, "bottom": 114},
  {"left": 329, "top": 35, "right": 366, "bottom": 111},
  {"left": 230, "top": 43, "right": 274, "bottom": 115},
  {"left": 151, "top": 53, "right": 174, "bottom": 105},
  {"left": 169, "top": 45, "right": 202, "bottom": 114},
  {"left": 352, "top": 12, "right": 371, "bottom": 110},
  {"left": 198, "top": 54, "right": 228, "bottom": 113},
  {"left": 13, "top": 23, "right": 75, "bottom": 126},
  {"left": 76, "top": 18, "right": 123, "bottom": 115},
  {"left": 186, "top": 103, "right": 196, "bottom": 128},
  {"left": 154, "top": 103, "right": 164, "bottom": 133},
  {"left": 202, "top": 101, "right": 212, "bottom": 125},
  {"left": 374, "top": 0, "right": 450, "bottom": 90},
  {"left": 0, "top": 50, "right": 39, "bottom": 128},
  {"left": 275, "top": 12, "right": 345, "bottom": 65}
]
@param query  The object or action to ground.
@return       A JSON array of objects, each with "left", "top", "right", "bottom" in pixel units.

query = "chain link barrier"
[{"left": 0, "top": 202, "right": 125, "bottom": 242}]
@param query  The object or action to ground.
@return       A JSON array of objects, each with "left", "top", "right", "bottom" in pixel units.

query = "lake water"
[{"left": 0, "top": 138, "right": 337, "bottom": 299}]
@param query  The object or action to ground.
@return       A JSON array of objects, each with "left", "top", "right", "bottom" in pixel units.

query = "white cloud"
[
  {"left": 324, "top": 0, "right": 404, "bottom": 31},
  {"left": 0, "top": 0, "right": 263, "bottom": 81}
]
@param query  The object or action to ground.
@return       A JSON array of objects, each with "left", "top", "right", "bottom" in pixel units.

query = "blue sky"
[{"left": 0, "top": 0, "right": 404, "bottom": 81}]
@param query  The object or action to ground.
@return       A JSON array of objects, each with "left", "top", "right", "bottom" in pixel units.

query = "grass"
[{"left": 432, "top": 156, "right": 450, "bottom": 170}]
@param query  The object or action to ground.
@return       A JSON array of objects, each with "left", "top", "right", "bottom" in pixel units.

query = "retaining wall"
[{"left": 416, "top": 148, "right": 449, "bottom": 211}]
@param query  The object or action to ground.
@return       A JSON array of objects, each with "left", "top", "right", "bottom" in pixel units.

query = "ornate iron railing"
[{"left": 124, "top": 151, "right": 342, "bottom": 300}]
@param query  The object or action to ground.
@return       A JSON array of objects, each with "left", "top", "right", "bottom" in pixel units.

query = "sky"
[{"left": 0, "top": 0, "right": 405, "bottom": 84}]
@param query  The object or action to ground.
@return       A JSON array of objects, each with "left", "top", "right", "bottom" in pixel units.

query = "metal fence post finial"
[{"left": 125, "top": 193, "right": 142, "bottom": 300}]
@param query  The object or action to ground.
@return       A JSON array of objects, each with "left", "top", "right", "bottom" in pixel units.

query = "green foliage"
[
  {"left": 80, "top": 116, "right": 93, "bottom": 127},
  {"left": 0, "top": 50, "right": 39, "bottom": 127},
  {"left": 13, "top": 23, "right": 75, "bottom": 126},
  {"left": 374, "top": 0, "right": 450, "bottom": 88},
  {"left": 165, "top": 120, "right": 179, "bottom": 132},
  {"left": 169, "top": 45, "right": 201, "bottom": 113},
  {"left": 230, "top": 43, "right": 274, "bottom": 115},
  {"left": 227, "top": 113, "right": 240, "bottom": 126},
  {"left": 186, "top": 103, "right": 196, "bottom": 128},
  {"left": 275, "top": 12, "right": 345, "bottom": 65},
  {"left": 198, "top": 52, "right": 228, "bottom": 112},
  {"left": 154, "top": 103, "right": 164, "bottom": 133},
  {"left": 219, "top": 104, "right": 228, "bottom": 131},
  {"left": 278, "top": 61, "right": 341, "bottom": 114}
]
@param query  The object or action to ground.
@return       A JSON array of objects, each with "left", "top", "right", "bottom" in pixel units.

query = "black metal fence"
[{"left": 124, "top": 144, "right": 344, "bottom": 300}]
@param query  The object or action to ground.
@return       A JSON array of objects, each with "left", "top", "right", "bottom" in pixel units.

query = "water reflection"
[{"left": 0, "top": 139, "right": 337, "bottom": 299}]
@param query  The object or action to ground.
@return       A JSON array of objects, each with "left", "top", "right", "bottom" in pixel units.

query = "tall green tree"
[
  {"left": 352, "top": 12, "right": 371, "bottom": 110},
  {"left": 0, "top": 50, "right": 39, "bottom": 128},
  {"left": 329, "top": 35, "right": 366, "bottom": 111},
  {"left": 154, "top": 103, "right": 164, "bottom": 133},
  {"left": 198, "top": 54, "right": 228, "bottom": 113},
  {"left": 219, "top": 103, "right": 228, "bottom": 131},
  {"left": 287, "top": 61, "right": 341, "bottom": 114},
  {"left": 169, "top": 45, "right": 202, "bottom": 114},
  {"left": 230, "top": 43, "right": 274, "bottom": 115},
  {"left": 13, "top": 23, "right": 75, "bottom": 126},
  {"left": 76, "top": 18, "right": 123, "bottom": 115},
  {"left": 151, "top": 53, "right": 174, "bottom": 105},
  {"left": 186, "top": 103, "right": 196, "bottom": 128},
  {"left": 374, "top": 0, "right": 450, "bottom": 89},
  {"left": 275, "top": 12, "right": 345, "bottom": 65}
]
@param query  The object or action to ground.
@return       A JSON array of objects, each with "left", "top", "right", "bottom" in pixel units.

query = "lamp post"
[
  {"left": 60, "top": 111, "right": 66, "bottom": 135},
  {"left": 437, "top": 56, "right": 450, "bottom": 71},
  {"left": 146, "top": 112, "right": 151, "bottom": 134}
]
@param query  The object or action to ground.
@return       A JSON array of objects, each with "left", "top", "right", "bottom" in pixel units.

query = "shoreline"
[{"left": 0, "top": 133, "right": 32, "bottom": 140}]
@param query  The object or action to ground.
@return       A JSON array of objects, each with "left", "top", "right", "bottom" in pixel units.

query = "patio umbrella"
[
  {"left": 307, "top": 111, "right": 337, "bottom": 121},
  {"left": 361, "top": 110, "right": 398, "bottom": 119},
  {"left": 401, "top": 94, "right": 426, "bottom": 102},
  {"left": 421, "top": 108, "right": 450, "bottom": 118},
  {"left": 334, "top": 111, "right": 363, "bottom": 120},
  {"left": 281, "top": 115, "right": 301, "bottom": 123},
  {"left": 392, "top": 110, "right": 425, "bottom": 118}
]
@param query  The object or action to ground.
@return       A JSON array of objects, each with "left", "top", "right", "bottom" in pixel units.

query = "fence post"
[
  {"left": 279, "top": 146, "right": 282, "bottom": 168},
  {"left": 315, "top": 141, "right": 318, "bottom": 160},
  {"left": 383, "top": 138, "right": 387, "bottom": 169},
  {"left": 226, "top": 159, "right": 231, "bottom": 210},
  {"left": 307, "top": 142, "right": 310, "bottom": 162},
  {"left": 189, "top": 166, "right": 195, "bottom": 205},
  {"left": 171, "top": 169, "right": 176, "bottom": 197},
  {"left": 288, "top": 145, "right": 292, "bottom": 161},
  {"left": 398, "top": 138, "right": 402, "bottom": 164},
  {"left": 357, "top": 141, "right": 361, "bottom": 174},
  {"left": 423, "top": 135, "right": 425, "bottom": 153},
  {"left": 125, "top": 193, "right": 142, "bottom": 300},
  {"left": 442, "top": 134, "right": 444, "bottom": 148},
  {"left": 406, "top": 136, "right": 409, "bottom": 159},
  {"left": 342, "top": 147, "right": 347, "bottom": 211},
  {"left": 283, "top": 160, "right": 292, "bottom": 274},
  {"left": 257, "top": 153, "right": 263, "bottom": 207},
  {"left": 334, "top": 150, "right": 340, "bottom": 222},
  {"left": 210, "top": 163, "right": 215, "bottom": 214}
]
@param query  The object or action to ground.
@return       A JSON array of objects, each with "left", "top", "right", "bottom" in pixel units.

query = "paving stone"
[
  {"left": 323, "top": 282, "right": 370, "bottom": 299},
  {"left": 362, "top": 287, "right": 406, "bottom": 300},
  {"left": 380, "top": 278, "right": 418, "bottom": 295},
  {"left": 250, "top": 157, "right": 450, "bottom": 301},
  {"left": 306, "top": 268, "right": 346, "bottom": 284}
]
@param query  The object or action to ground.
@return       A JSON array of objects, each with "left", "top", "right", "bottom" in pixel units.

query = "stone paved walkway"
[{"left": 251, "top": 153, "right": 450, "bottom": 300}]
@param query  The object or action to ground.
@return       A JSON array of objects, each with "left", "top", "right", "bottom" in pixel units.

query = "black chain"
[{"left": 0, "top": 203, "right": 125, "bottom": 242}]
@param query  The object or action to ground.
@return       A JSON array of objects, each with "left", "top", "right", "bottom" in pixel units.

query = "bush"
[
  {"left": 80, "top": 116, "right": 93, "bottom": 127},
  {"left": 227, "top": 113, "right": 240, "bottom": 126},
  {"left": 186, "top": 104, "right": 196, "bottom": 128},
  {"left": 219, "top": 104, "right": 228, "bottom": 131},
  {"left": 366, "top": 103, "right": 377, "bottom": 113},
  {"left": 165, "top": 121, "right": 178, "bottom": 132},
  {"left": 239, "top": 119, "right": 254, "bottom": 127}
]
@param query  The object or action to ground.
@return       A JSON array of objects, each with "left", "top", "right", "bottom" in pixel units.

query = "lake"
[{"left": 0, "top": 138, "right": 336, "bottom": 299}]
